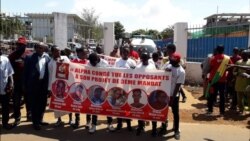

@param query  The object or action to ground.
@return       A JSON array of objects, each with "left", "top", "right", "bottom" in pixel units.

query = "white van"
[{"left": 130, "top": 36, "right": 157, "bottom": 56}]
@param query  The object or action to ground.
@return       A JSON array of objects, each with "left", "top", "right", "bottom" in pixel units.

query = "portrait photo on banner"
[
  {"left": 127, "top": 88, "right": 147, "bottom": 109},
  {"left": 88, "top": 85, "right": 106, "bottom": 105},
  {"left": 107, "top": 87, "right": 127, "bottom": 107},
  {"left": 148, "top": 90, "right": 169, "bottom": 110},
  {"left": 69, "top": 82, "right": 87, "bottom": 102},
  {"left": 52, "top": 79, "right": 69, "bottom": 99}
]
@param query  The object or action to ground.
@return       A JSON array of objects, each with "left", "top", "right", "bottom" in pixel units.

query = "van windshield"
[{"left": 133, "top": 45, "right": 155, "bottom": 53}]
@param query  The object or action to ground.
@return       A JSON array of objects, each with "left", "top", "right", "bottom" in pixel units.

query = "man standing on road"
[
  {"left": 48, "top": 45, "right": 70, "bottom": 128},
  {"left": 135, "top": 51, "right": 156, "bottom": 136},
  {"left": 0, "top": 47, "right": 14, "bottom": 130},
  {"left": 114, "top": 45, "right": 136, "bottom": 131},
  {"left": 233, "top": 50, "right": 250, "bottom": 114},
  {"left": 24, "top": 42, "right": 50, "bottom": 130},
  {"left": 87, "top": 53, "right": 115, "bottom": 133},
  {"left": 8, "top": 37, "right": 30, "bottom": 126},
  {"left": 162, "top": 53, "right": 185, "bottom": 140},
  {"left": 166, "top": 44, "right": 187, "bottom": 102},
  {"left": 70, "top": 47, "right": 89, "bottom": 129},
  {"left": 227, "top": 47, "right": 241, "bottom": 110},
  {"left": 206, "top": 45, "right": 232, "bottom": 116}
]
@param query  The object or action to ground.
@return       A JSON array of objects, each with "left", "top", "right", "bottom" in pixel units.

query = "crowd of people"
[
  {"left": 1, "top": 36, "right": 186, "bottom": 140},
  {"left": 201, "top": 45, "right": 250, "bottom": 116}
]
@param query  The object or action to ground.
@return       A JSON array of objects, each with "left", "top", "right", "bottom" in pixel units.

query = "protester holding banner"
[
  {"left": 135, "top": 51, "right": 157, "bottom": 136},
  {"left": 114, "top": 46, "right": 136, "bottom": 131},
  {"left": 48, "top": 45, "right": 71, "bottom": 127},
  {"left": 149, "top": 52, "right": 161, "bottom": 69},
  {"left": 87, "top": 53, "right": 115, "bottom": 133},
  {"left": 24, "top": 42, "right": 50, "bottom": 130},
  {"left": 162, "top": 52, "right": 185, "bottom": 140},
  {"left": 166, "top": 44, "right": 187, "bottom": 103},
  {"left": 69, "top": 47, "right": 89, "bottom": 129},
  {"left": 150, "top": 52, "right": 166, "bottom": 137},
  {"left": 72, "top": 47, "right": 89, "bottom": 65}
]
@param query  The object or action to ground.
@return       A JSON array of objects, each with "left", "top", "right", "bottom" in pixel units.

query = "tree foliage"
[
  {"left": 161, "top": 26, "right": 174, "bottom": 39},
  {"left": 147, "top": 29, "right": 160, "bottom": 39},
  {"left": 114, "top": 21, "right": 125, "bottom": 40},
  {"left": 0, "top": 16, "right": 25, "bottom": 39},
  {"left": 131, "top": 29, "right": 160, "bottom": 40},
  {"left": 81, "top": 8, "right": 102, "bottom": 40},
  {"left": 130, "top": 26, "right": 174, "bottom": 40},
  {"left": 131, "top": 29, "right": 147, "bottom": 36}
]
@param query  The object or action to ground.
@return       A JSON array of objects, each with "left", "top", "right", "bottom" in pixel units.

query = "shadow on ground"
[{"left": 1, "top": 123, "right": 178, "bottom": 141}]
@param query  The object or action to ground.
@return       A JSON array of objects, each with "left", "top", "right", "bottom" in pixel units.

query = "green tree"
[
  {"left": 92, "top": 23, "right": 103, "bottom": 42},
  {"left": 161, "top": 26, "right": 174, "bottom": 39},
  {"left": 131, "top": 29, "right": 147, "bottom": 36},
  {"left": 114, "top": 21, "right": 125, "bottom": 40},
  {"left": 81, "top": 8, "right": 101, "bottom": 40},
  {"left": 147, "top": 29, "right": 160, "bottom": 40},
  {"left": 0, "top": 16, "right": 25, "bottom": 39}
]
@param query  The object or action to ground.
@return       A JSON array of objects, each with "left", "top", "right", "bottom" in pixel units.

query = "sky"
[{"left": 2, "top": 0, "right": 250, "bottom": 32}]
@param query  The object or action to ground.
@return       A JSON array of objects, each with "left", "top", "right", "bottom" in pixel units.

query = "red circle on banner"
[
  {"left": 52, "top": 79, "right": 69, "bottom": 99},
  {"left": 148, "top": 90, "right": 169, "bottom": 111},
  {"left": 107, "top": 87, "right": 127, "bottom": 108},
  {"left": 127, "top": 88, "right": 148, "bottom": 109},
  {"left": 88, "top": 85, "right": 107, "bottom": 105},
  {"left": 68, "top": 82, "right": 87, "bottom": 102}
]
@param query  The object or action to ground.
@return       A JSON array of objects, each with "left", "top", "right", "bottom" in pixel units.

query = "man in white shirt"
[
  {"left": 87, "top": 53, "right": 115, "bottom": 133},
  {"left": 162, "top": 52, "right": 185, "bottom": 140},
  {"left": 0, "top": 48, "right": 14, "bottom": 130},
  {"left": 115, "top": 46, "right": 136, "bottom": 69},
  {"left": 48, "top": 45, "right": 70, "bottom": 92},
  {"left": 48, "top": 45, "right": 71, "bottom": 128},
  {"left": 24, "top": 42, "right": 50, "bottom": 130},
  {"left": 114, "top": 46, "right": 136, "bottom": 131},
  {"left": 135, "top": 51, "right": 156, "bottom": 136}
]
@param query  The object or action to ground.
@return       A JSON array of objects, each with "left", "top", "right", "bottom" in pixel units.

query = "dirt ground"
[{"left": 179, "top": 85, "right": 250, "bottom": 129}]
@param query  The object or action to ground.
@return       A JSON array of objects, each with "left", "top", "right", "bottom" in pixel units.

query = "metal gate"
[{"left": 187, "top": 24, "right": 250, "bottom": 62}]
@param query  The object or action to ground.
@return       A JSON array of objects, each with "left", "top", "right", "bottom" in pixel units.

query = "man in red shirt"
[
  {"left": 207, "top": 45, "right": 232, "bottom": 115},
  {"left": 8, "top": 37, "right": 31, "bottom": 126},
  {"left": 71, "top": 48, "right": 89, "bottom": 64},
  {"left": 129, "top": 44, "right": 139, "bottom": 60}
]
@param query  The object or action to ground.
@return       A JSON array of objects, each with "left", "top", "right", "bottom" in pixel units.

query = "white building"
[{"left": 22, "top": 13, "right": 85, "bottom": 41}]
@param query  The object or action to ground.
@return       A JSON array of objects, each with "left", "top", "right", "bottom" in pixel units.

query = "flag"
[{"left": 205, "top": 55, "right": 230, "bottom": 98}]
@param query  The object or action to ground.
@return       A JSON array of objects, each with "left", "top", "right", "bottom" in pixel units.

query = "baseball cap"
[
  {"left": 17, "top": 37, "right": 27, "bottom": 45},
  {"left": 170, "top": 53, "right": 181, "bottom": 62}
]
